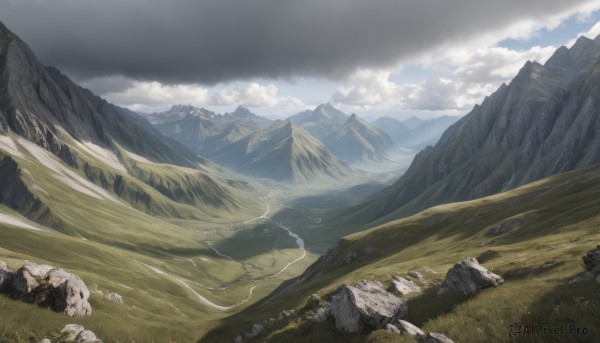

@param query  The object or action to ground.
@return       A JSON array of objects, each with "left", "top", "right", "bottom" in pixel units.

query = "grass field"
[{"left": 200, "top": 164, "right": 600, "bottom": 343}]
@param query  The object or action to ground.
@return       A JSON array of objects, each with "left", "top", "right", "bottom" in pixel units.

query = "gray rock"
[
  {"left": 46, "top": 268, "right": 92, "bottom": 316},
  {"left": 104, "top": 292, "right": 124, "bottom": 303},
  {"left": 407, "top": 271, "right": 426, "bottom": 282},
  {"left": 583, "top": 245, "right": 600, "bottom": 271},
  {"left": 345, "top": 251, "right": 357, "bottom": 264},
  {"left": 312, "top": 303, "right": 332, "bottom": 322},
  {"left": 244, "top": 324, "right": 263, "bottom": 338},
  {"left": 61, "top": 324, "right": 85, "bottom": 341},
  {"left": 491, "top": 219, "right": 519, "bottom": 235},
  {"left": 12, "top": 263, "right": 54, "bottom": 293},
  {"left": 423, "top": 267, "right": 438, "bottom": 274},
  {"left": 423, "top": 332, "right": 455, "bottom": 343},
  {"left": 570, "top": 271, "right": 595, "bottom": 284},
  {"left": 10, "top": 263, "right": 91, "bottom": 316},
  {"left": 330, "top": 280, "right": 407, "bottom": 333},
  {"left": 0, "top": 261, "right": 14, "bottom": 290},
  {"left": 388, "top": 276, "right": 421, "bottom": 295},
  {"left": 233, "top": 336, "right": 243, "bottom": 343},
  {"left": 75, "top": 330, "right": 99, "bottom": 342},
  {"left": 397, "top": 319, "right": 425, "bottom": 338},
  {"left": 438, "top": 258, "right": 503, "bottom": 295},
  {"left": 38, "top": 339, "right": 51, "bottom": 343},
  {"left": 384, "top": 323, "right": 401, "bottom": 334}
]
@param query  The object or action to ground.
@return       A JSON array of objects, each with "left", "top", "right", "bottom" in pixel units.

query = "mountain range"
[
  {"left": 210, "top": 120, "right": 352, "bottom": 183},
  {"left": 334, "top": 33, "right": 600, "bottom": 230}
]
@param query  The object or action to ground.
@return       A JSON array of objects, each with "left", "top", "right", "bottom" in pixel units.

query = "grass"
[{"left": 200, "top": 163, "right": 600, "bottom": 342}]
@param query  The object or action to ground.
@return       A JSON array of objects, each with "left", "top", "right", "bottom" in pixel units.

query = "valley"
[{"left": 1, "top": 6, "right": 600, "bottom": 343}]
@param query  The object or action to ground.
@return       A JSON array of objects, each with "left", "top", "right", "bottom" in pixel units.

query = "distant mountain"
[
  {"left": 372, "top": 115, "right": 459, "bottom": 148},
  {"left": 403, "top": 115, "right": 460, "bottom": 149},
  {"left": 323, "top": 114, "right": 394, "bottom": 163},
  {"left": 212, "top": 120, "right": 351, "bottom": 183},
  {"left": 371, "top": 116, "right": 413, "bottom": 144},
  {"left": 401, "top": 116, "right": 427, "bottom": 129},
  {"left": 289, "top": 103, "right": 349, "bottom": 140},
  {"left": 341, "top": 34, "right": 600, "bottom": 227},
  {"left": 147, "top": 105, "right": 272, "bottom": 154}
]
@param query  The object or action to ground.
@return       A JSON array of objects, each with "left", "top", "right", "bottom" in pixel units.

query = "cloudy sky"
[{"left": 2, "top": 0, "right": 600, "bottom": 120}]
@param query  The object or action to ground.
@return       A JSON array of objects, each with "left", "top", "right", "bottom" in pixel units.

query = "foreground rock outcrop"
[
  {"left": 438, "top": 258, "right": 503, "bottom": 295},
  {"left": 388, "top": 275, "right": 421, "bottom": 296},
  {"left": 60, "top": 324, "right": 102, "bottom": 342},
  {"left": 329, "top": 280, "right": 407, "bottom": 333},
  {"left": 570, "top": 245, "right": 600, "bottom": 284},
  {"left": 1, "top": 261, "right": 92, "bottom": 316}
]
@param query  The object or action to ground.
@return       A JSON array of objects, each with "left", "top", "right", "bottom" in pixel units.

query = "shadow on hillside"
[
  {"left": 512, "top": 279, "right": 600, "bottom": 343},
  {"left": 407, "top": 287, "right": 470, "bottom": 327}
]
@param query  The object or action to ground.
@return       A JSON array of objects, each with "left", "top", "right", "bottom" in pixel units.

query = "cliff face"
[{"left": 350, "top": 35, "right": 600, "bottom": 225}]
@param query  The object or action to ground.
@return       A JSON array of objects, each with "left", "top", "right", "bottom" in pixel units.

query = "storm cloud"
[{"left": 0, "top": 0, "right": 596, "bottom": 85}]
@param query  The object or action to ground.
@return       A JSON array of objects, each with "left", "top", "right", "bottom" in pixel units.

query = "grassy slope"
[
  {"left": 0, "top": 133, "right": 320, "bottom": 342},
  {"left": 201, "top": 163, "right": 600, "bottom": 343}
]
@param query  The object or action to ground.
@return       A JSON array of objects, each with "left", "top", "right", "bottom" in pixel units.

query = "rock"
[
  {"left": 104, "top": 292, "right": 124, "bottom": 303},
  {"left": 438, "top": 258, "right": 504, "bottom": 295},
  {"left": 10, "top": 263, "right": 91, "bottom": 316},
  {"left": 570, "top": 272, "right": 595, "bottom": 284},
  {"left": 312, "top": 303, "right": 332, "bottom": 322},
  {"left": 330, "top": 280, "right": 407, "bottom": 333},
  {"left": 583, "top": 246, "right": 600, "bottom": 271},
  {"left": 388, "top": 276, "right": 421, "bottom": 295},
  {"left": 61, "top": 324, "right": 85, "bottom": 341},
  {"left": 38, "top": 339, "right": 51, "bottom": 343},
  {"left": 244, "top": 324, "right": 263, "bottom": 338},
  {"left": 12, "top": 263, "right": 54, "bottom": 293},
  {"left": 491, "top": 219, "right": 519, "bottom": 235},
  {"left": 423, "top": 267, "right": 438, "bottom": 274},
  {"left": 422, "top": 332, "right": 455, "bottom": 343},
  {"left": 345, "top": 251, "right": 357, "bottom": 264},
  {"left": 233, "top": 336, "right": 243, "bottom": 343},
  {"left": 407, "top": 271, "right": 425, "bottom": 281},
  {"left": 46, "top": 268, "right": 92, "bottom": 316},
  {"left": 0, "top": 261, "right": 14, "bottom": 290},
  {"left": 397, "top": 319, "right": 425, "bottom": 338},
  {"left": 75, "top": 330, "right": 99, "bottom": 342},
  {"left": 265, "top": 317, "right": 276, "bottom": 323},
  {"left": 384, "top": 323, "right": 401, "bottom": 334}
]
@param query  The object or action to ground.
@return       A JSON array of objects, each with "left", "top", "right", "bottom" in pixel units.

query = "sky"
[{"left": 1, "top": 1, "right": 600, "bottom": 121}]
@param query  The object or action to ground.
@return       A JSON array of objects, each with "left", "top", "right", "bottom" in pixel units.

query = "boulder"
[
  {"left": 438, "top": 258, "right": 503, "bottom": 295},
  {"left": 407, "top": 271, "right": 426, "bottom": 283},
  {"left": 421, "top": 332, "right": 455, "bottom": 343},
  {"left": 12, "top": 263, "right": 54, "bottom": 293},
  {"left": 10, "top": 263, "right": 91, "bottom": 316},
  {"left": 388, "top": 276, "right": 421, "bottom": 296},
  {"left": 312, "top": 303, "right": 331, "bottom": 322},
  {"left": 583, "top": 246, "right": 600, "bottom": 271},
  {"left": 0, "top": 261, "right": 14, "bottom": 290},
  {"left": 330, "top": 280, "right": 407, "bottom": 333},
  {"left": 397, "top": 319, "right": 425, "bottom": 338},
  {"left": 233, "top": 336, "right": 243, "bottom": 343},
  {"left": 243, "top": 324, "right": 263, "bottom": 338},
  {"left": 345, "top": 251, "right": 358, "bottom": 264},
  {"left": 76, "top": 330, "right": 100, "bottom": 342},
  {"left": 38, "top": 339, "right": 51, "bottom": 343},
  {"left": 61, "top": 324, "right": 85, "bottom": 341},
  {"left": 104, "top": 292, "right": 124, "bottom": 303}
]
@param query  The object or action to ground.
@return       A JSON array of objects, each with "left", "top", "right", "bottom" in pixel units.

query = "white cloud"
[
  {"left": 209, "top": 82, "right": 279, "bottom": 107},
  {"left": 566, "top": 21, "right": 600, "bottom": 47},
  {"left": 104, "top": 81, "right": 208, "bottom": 107}
]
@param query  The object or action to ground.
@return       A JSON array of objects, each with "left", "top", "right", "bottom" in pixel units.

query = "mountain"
[
  {"left": 371, "top": 116, "right": 413, "bottom": 144},
  {"left": 147, "top": 105, "right": 272, "bottom": 155},
  {"left": 401, "top": 116, "right": 427, "bottom": 129},
  {"left": 211, "top": 120, "right": 351, "bottom": 183},
  {"left": 403, "top": 115, "right": 460, "bottom": 149},
  {"left": 289, "top": 103, "right": 349, "bottom": 140},
  {"left": 201, "top": 161, "right": 600, "bottom": 343},
  {"left": 337, "top": 34, "right": 600, "bottom": 229},
  {"left": 0, "top": 21, "right": 263, "bottom": 225},
  {"left": 322, "top": 113, "right": 394, "bottom": 163}
]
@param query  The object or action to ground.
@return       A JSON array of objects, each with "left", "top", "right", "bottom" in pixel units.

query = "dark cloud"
[{"left": 0, "top": 0, "right": 593, "bottom": 85}]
